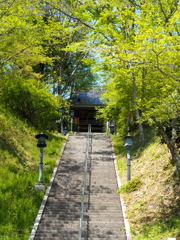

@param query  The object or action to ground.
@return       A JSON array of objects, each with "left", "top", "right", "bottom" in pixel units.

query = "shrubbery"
[
  {"left": 0, "top": 76, "right": 60, "bottom": 131},
  {"left": 117, "top": 177, "right": 142, "bottom": 194}
]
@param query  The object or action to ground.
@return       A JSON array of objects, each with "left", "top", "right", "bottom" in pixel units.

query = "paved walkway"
[
  {"left": 31, "top": 133, "right": 126, "bottom": 240},
  {"left": 88, "top": 133, "right": 126, "bottom": 239}
]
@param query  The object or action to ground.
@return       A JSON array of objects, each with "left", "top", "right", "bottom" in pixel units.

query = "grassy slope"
[
  {"left": 0, "top": 107, "right": 65, "bottom": 240},
  {"left": 113, "top": 128, "right": 180, "bottom": 240}
]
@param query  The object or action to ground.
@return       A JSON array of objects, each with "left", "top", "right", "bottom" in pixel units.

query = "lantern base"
[{"left": 35, "top": 183, "right": 45, "bottom": 191}]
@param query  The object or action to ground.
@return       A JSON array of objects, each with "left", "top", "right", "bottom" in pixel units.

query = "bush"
[
  {"left": 117, "top": 177, "right": 142, "bottom": 194},
  {"left": 0, "top": 76, "right": 60, "bottom": 131}
]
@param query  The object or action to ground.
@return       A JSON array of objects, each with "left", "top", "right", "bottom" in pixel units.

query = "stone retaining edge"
[
  {"left": 111, "top": 136, "right": 132, "bottom": 240},
  {"left": 29, "top": 134, "right": 69, "bottom": 240}
]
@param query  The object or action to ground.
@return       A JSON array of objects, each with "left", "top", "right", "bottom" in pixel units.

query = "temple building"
[{"left": 71, "top": 89, "right": 104, "bottom": 132}]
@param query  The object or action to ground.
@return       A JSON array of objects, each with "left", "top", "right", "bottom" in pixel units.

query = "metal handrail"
[{"left": 78, "top": 124, "right": 91, "bottom": 239}]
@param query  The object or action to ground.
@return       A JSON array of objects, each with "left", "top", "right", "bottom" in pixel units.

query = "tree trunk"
[
  {"left": 152, "top": 116, "right": 180, "bottom": 175},
  {"left": 132, "top": 73, "right": 145, "bottom": 141}
]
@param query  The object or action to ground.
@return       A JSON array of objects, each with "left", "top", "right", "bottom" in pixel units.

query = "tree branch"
[
  {"left": 155, "top": 66, "right": 180, "bottom": 82},
  {"left": 2, "top": 46, "right": 31, "bottom": 64},
  {"left": 0, "top": 0, "right": 17, "bottom": 19},
  {"left": 45, "top": 1, "right": 111, "bottom": 42}
]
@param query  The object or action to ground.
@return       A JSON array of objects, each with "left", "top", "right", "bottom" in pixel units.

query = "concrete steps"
[
  {"left": 87, "top": 133, "right": 126, "bottom": 240},
  {"left": 32, "top": 133, "right": 126, "bottom": 240},
  {"left": 34, "top": 134, "right": 88, "bottom": 240}
]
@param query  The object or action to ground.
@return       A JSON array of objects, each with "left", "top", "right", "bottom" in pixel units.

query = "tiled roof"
[{"left": 72, "top": 89, "right": 103, "bottom": 105}]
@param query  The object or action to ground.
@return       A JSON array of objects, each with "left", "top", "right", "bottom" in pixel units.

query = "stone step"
[
  {"left": 41, "top": 213, "right": 82, "bottom": 217},
  {"left": 89, "top": 197, "right": 120, "bottom": 201},
  {"left": 44, "top": 204, "right": 82, "bottom": 209},
  {"left": 35, "top": 237, "right": 87, "bottom": 240},
  {"left": 90, "top": 166, "right": 115, "bottom": 169},
  {"left": 88, "top": 229, "right": 126, "bottom": 238},
  {"left": 88, "top": 210, "right": 122, "bottom": 214},
  {"left": 44, "top": 205, "right": 82, "bottom": 210},
  {"left": 88, "top": 231, "right": 124, "bottom": 236},
  {"left": 88, "top": 235, "right": 126, "bottom": 240},
  {"left": 36, "top": 224, "right": 81, "bottom": 231},
  {"left": 43, "top": 219, "right": 87, "bottom": 225},
  {"left": 88, "top": 217, "right": 124, "bottom": 222},
  {"left": 48, "top": 190, "right": 88, "bottom": 195},
  {"left": 90, "top": 191, "right": 118, "bottom": 194},
  {"left": 88, "top": 200, "right": 120, "bottom": 204},
  {"left": 88, "top": 212, "right": 123, "bottom": 216},
  {"left": 90, "top": 192, "right": 118, "bottom": 195},
  {"left": 88, "top": 208, "right": 123, "bottom": 213},
  {"left": 38, "top": 220, "right": 81, "bottom": 225},
  {"left": 36, "top": 229, "right": 85, "bottom": 234},
  {"left": 90, "top": 179, "right": 117, "bottom": 183},
  {"left": 45, "top": 199, "right": 82, "bottom": 203},
  {"left": 47, "top": 196, "right": 82, "bottom": 200},
  {"left": 40, "top": 215, "right": 81, "bottom": 220},
  {"left": 88, "top": 217, "right": 124, "bottom": 221},
  {"left": 90, "top": 180, "right": 117, "bottom": 183},
  {"left": 88, "top": 238, "right": 125, "bottom": 240},
  {"left": 41, "top": 212, "right": 81, "bottom": 218},
  {"left": 35, "top": 230, "right": 81, "bottom": 238}
]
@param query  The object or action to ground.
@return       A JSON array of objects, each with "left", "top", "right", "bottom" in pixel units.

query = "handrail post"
[{"left": 78, "top": 125, "right": 91, "bottom": 240}]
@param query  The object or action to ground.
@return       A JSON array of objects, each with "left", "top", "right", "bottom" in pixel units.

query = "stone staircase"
[
  {"left": 34, "top": 133, "right": 88, "bottom": 240},
  {"left": 88, "top": 133, "right": 126, "bottom": 240},
  {"left": 31, "top": 133, "right": 126, "bottom": 240}
]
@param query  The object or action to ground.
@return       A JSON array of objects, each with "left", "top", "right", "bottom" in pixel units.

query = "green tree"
[
  {"left": 0, "top": 0, "right": 54, "bottom": 77},
  {"left": 0, "top": 0, "right": 98, "bottom": 131},
  {"left": 71, "top": 0, "right": 180, "bottom": 173},
  {"left": 32, "top": 0, "right": 97, "bottom": 98},
  {"left": 0, "top": 74, "right": 60, "bottom": 130}
]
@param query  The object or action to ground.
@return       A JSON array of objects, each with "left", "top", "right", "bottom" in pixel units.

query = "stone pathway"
[
  {"left": 88, "top": 133, "right": 126, "bottom": 239},
  {"left": 31, "top": 133, "right": 126, "bottom": 240}
]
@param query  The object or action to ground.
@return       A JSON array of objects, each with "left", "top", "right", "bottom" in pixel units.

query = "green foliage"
[
  {"left": 117, "top": 177, "right": 142, "bottom": 194},
  {"left": 114, "top": 127, "right": 180, "bottom": 239},
  {"left": 72, "top": 0, "right": 180, "bottom": 170},
  {"left": 0, "top": 0, "right": 53, "bottom": 75},
  {"left": 0, "top": 0, "right": 97, "bottom": 101},
  {"left": 112, "top": 135, "right": 127, "bottom": 177},
  {"left": 0, "top": 108, "right": 65, "bottom": 239},
  {"left": 139, "top": 216, "right": 180, "bottom": 240},
  {"left": 0, "top": 76, "right": 60, "bottom": 131},
  {"left": 116, "top": 157, "right": 127, "bottom": 177},
  {"left": 0, "top": 168, "right": 44, "bottom": 240}
]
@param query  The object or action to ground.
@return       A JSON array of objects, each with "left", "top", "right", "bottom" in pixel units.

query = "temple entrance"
[
  {"left": 71, "top": 106, "right": 103, "bottom": 132},
  {"left": 71, "top": 89, "right": 104, "bottom": 132}
]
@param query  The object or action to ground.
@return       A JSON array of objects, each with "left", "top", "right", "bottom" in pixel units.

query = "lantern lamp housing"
[
  {"left": 35, "top": 133, "right": 48, "bottom": 148},
  {"left": 123, "top": 135, "right": 133, "bottom": 149},
  {"left": 70, "top": 110, "right": 74, "bottom": 118},
  {"left": 59, "top": 107, "right": 65, "bottom": 114}
]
